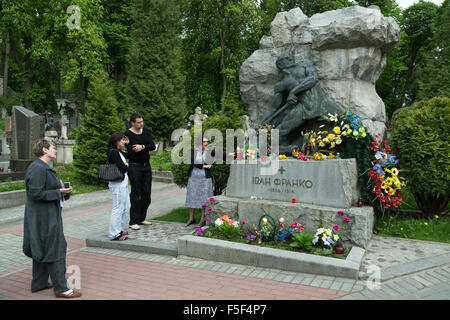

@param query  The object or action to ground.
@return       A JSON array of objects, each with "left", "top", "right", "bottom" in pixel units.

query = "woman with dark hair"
[
  {"left": 185, "top": 135, "right": 215, "bottom": 228},
  {"left": 107, "top": 132, "right": 130, "bottom": 240},
  {"left": 23, "top": 139, "right": 81, "bottom": 298}
]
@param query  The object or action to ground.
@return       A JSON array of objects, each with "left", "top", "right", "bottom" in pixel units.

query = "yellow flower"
[
  {"left": 424, "top": 222, "right": 428, "bottom": 226},
  {"left": 385, "top": 177, "right": 393, "bottom": 185},
  {"left": 319, "top": 141, "right": 325, "bottom": 147},
  {"left": 333, "top": 127, "right": 341, "bottom": 135},
  {"left": 362, "top": 133, "right": 367, "bottom": 138},
  {"left": 347, "top": 129, "right": 352, "bottom": 135},
  {"left": 333, "top": 234, "right": 339, "bottom": 241},
  {"left": 327, "top": 133, "right": 336, "bottom": 141},
  {"left": 435, "top": 215, "right": 439, "bottom": 219},
  {"left": 391, "top": 168, "right": 398, "bottom": 176}
]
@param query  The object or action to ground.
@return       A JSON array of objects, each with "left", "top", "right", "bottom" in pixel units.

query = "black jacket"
[
  {"left": 107, "top": 148, "right": 129, "bottom": 177},
  {"left": 187, "top": 148, "right": 226, "bottom": 179}
]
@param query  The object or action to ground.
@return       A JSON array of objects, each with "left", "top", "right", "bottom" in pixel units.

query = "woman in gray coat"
[{"left": 22, "top": 139, "right": 81, "bottom": 298}]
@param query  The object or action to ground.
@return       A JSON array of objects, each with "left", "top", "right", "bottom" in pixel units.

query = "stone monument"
[
  {"left": 240, "top": 5, "right": 400, "bottom": 140},
  {"left": 211, "top": 6, "right": 401, "bottom": 250},
  {"left": 189, "top": 107, "right": 208, "bottom": 126},
  {"left": 9, "top": 106, "right": 41, "bottom": 172}
]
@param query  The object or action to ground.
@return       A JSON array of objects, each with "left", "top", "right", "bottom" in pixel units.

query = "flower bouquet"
[
  {"left": 214, "top": 215, "right": 241, "bottom": 239},
  {"left": 312, "top": 227, "right": 340, "bottom": 248},
  {"left": 368, "top": 135, "right": 406, "bottom": 209}
]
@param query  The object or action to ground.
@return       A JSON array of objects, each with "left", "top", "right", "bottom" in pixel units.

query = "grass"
[
  {"left": 152, "top": 207, "right": 203, "bottom": 223},
  {"left": 150, "top": 151, "right": 172, "bottom": 171},
  {"left": 374, "top": 213, "right": 450, "bottom": 243},
  {"left": 0, "top": 118, "right": 5, "bottom": 132},
  {"left": 53, "top": 163, "right": 108, "bottom": 195},
  {"left": 0, "top": 163, "right": 108, "bottom": 195}
]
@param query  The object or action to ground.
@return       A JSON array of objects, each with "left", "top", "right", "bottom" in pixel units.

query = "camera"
[{"left": 64, "top": 182, "right": 71, "bottom": 188}]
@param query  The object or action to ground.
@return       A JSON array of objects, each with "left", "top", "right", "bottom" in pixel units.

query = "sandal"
[
  {"left": 112, "top": 235, "right": 128, "bottom": 241},
  {"left": 185, "top": 219, "right": 195, "bottom": 227},
  {"left": 120, "top": 231, "right": 129, "bottom": 236},
  {"left": 197, "top": 220, "right": 206, "bottom": 228}
]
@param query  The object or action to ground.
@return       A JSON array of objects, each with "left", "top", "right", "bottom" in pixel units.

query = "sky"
[{"left": 397, "top": 0, "right": 444, "bottom": 9}]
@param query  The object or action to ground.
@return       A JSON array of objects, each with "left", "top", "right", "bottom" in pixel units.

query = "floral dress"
[{"left": 185, "top": 148, "right": 214, "bottom": 208}]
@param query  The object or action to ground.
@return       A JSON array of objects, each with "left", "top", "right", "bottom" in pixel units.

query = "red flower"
[{"left": 292, "top": 199, "right": 296, "bottom": 203}]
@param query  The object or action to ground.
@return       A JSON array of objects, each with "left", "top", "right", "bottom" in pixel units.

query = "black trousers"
[
  {"left": 128, "top": 162, "right": 152, "bottom": 225},
  {"left": 31, "top": 259, "right": 69, "bottom": 294}
]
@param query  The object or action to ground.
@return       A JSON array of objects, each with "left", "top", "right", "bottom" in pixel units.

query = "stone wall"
[{"left": 240, "top": 5, "right": 400, "bottom": 139}]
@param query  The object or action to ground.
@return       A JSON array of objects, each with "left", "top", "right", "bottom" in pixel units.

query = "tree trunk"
[
  {"left": 398, "top": 46, "right": 418, "bottom": 109},
  {"left": 2, "top": 33, "right": 10, "bottom": 99},
  {"left": 23, "top": 38, "right": 33, "bottom": 111},
  {"left": 218, "top": 0, "right": 227, "bottom": 109}
]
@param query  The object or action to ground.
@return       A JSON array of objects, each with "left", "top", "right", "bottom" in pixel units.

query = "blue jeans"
[{"left": 109, "top": 183, "right": 130, "bottom": 239}]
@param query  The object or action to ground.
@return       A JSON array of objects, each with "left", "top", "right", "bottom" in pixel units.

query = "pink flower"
[
  {"left": 202, "top": 203, "right": 208, "bottom": 209},
  {"left": 208, "top": 208, "right": 212, "bottom": 213},
  {"left": 209, "top": 197, "right": 215, "bottom": 203},
  {"left": 333, "top": 224, "right": 340, "bottom": 231},
  {"left": 337, "top": 211, "right": 345, "bottom": 216},
  {"left": 343, "top": 217, "right": 351, "bottom": 223},
  {"left": 205, "top": 217, "right": 211, "bottom": 222},
  {"left": 242, "top": 220, "right": 246, "bottom": 225}
]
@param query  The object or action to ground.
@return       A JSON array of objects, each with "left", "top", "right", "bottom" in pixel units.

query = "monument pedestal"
[
  {"left": 55, "top": 139, "right": 75, "bottom": 164},
  {"left": 214, "top": 159, "right": 373, "bottom": 248},
  {"left": 9, "top": 159, "right": 33, "bottom": 172}
]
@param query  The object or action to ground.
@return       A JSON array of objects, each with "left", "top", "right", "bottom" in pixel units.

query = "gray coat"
[{"left": 22, "top": 158, "right": 67, "bottom": 262}]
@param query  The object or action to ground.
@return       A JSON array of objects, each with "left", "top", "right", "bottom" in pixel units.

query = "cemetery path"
[{"left": 0, "top": 181, "right": 449, "bottom": 301}]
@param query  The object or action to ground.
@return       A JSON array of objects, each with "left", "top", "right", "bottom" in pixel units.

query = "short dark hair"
[
  {"left": 33, "top": 139, "right": 54, "bottom": 157},
  {"left": 108, "top": 132, "right": 126, "bottom": 149},
  {"left": 130, "top": 112, "right": 143, "bottom": 123}
]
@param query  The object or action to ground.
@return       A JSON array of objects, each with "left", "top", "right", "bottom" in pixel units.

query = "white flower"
[
  {"left": 262, "top": 218, "right": 268, "bottom": 223},
  {"left": 279, "top": 217, "right": 285, "bottom": 223},
  {"left": 232, "top": 221, "right": 239, "bottom": 228},
  {"left": 215, "top": 219, "right": 223, "bottom": 226}
]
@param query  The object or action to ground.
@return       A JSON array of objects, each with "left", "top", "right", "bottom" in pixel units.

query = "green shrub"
[
  {"left": 72, "top": 74, "right": 125, "bottom": 185},
  {"left": 290, "top": 232, "right": 314, "bottom": 251},
  {"left": 390, "top": 97, "right": 450, "bottom": 217},
  {"left": 171, "top": 113, "right": 242, "bottom": 195}
]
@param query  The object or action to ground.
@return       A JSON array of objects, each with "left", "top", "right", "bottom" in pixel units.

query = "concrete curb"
[
  {"left": 177, "top": 235, "right": 365, "bottom": 279},
  {"left": 86, "top": 235, "right": 178, "bottom": 257},
  {"left": 359, "top": 252, "right": 450, "bottom": 281},
  {"left": 0, "top": 189, "right": 26, "bottom": 209}
]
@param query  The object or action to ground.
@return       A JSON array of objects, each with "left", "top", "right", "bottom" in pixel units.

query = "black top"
[
  {"left": 187, "top": 149, "right": 226, "bottom": 179},
  {"left": 107, "top": 148, "right": 129, "bottom": 174},
  {"left": 124, "top": 127, "right": 156, "bottom": 163}
]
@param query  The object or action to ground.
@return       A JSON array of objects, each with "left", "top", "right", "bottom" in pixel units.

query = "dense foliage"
[
  {"left": 72, "top": 74, "right": 124, "bottom": 184},
  {"left": 389, "top": 97, "right": 450, "bottom": 217}
]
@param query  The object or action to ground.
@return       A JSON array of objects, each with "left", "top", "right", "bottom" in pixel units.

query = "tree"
[
  {"left": 398, "top": 0, "right": 438, "bottom": 109},
  {"left": 72, "top": 74, "right": 124, "bottom": 185},
  {"left": 416, "top": 0, "right": 450, "bottom": 99},
  {"left": 124, "top": 0, "right": 186, "bottom": 142}
]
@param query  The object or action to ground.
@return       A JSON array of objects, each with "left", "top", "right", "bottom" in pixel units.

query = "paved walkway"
[{"left": 0, "top": 182, "right": 449, "bottom": 301}]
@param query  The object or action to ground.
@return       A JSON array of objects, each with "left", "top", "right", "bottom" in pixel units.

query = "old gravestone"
[{"left": 9, "top": 106, "right": 41, "bottom": 172}]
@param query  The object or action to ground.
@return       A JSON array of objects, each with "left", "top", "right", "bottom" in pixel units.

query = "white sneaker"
[
  {"left": 139, "top": 220, "right": 152, "bottom": 225},
  {"left": 130, "top": 224, "right": 140, "bottom": 230}
]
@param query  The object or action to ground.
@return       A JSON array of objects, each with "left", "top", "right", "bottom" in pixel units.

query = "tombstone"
[{"left": 9, "top": 106, "right": 41, "bottom": 172}]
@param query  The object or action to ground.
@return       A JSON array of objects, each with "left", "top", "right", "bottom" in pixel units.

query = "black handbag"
[{"left": 98, "top": 150, "right": 125, "bottom": 182}]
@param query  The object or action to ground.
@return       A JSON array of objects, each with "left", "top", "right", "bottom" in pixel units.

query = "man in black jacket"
[{"left": 124, "top": 113, "right": 156, "bottom": 230}]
